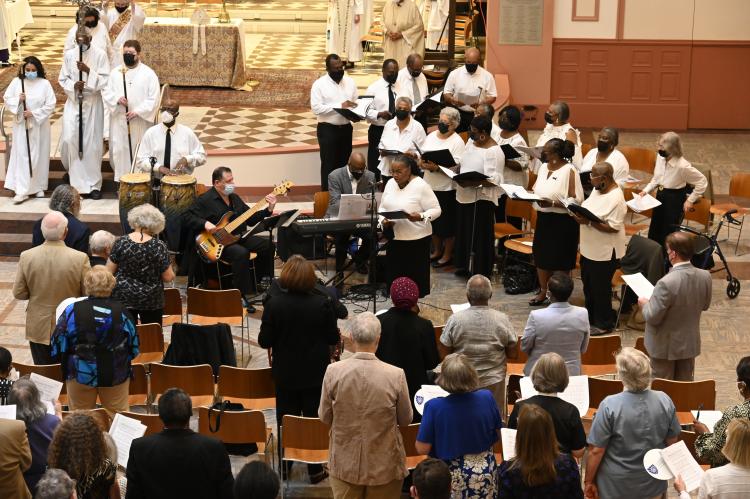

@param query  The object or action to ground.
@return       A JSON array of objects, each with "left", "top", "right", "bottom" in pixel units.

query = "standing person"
[
  {"left": 443, "top": 48, "right": 497, "bottom": 132},
  {"left": 311, "top": 54, "right": 358, "bottom": 191},
  {"left": 3, "top": 56, "right": 56, "bottom": 203},
  {"left": 88, "top": 230, "right": 116, "bottom": 267},
  {"left": 410, "top": 459, "right": 451, "bottom": 499},
  {"left": 425, "top": 0, "right": 448, "bottom": 50},
  {"left": 365, "top": 59, "right": 399, "bottom": 179},
  {"left": 51, "top": 265, "right": 139, "bottom": 414},
  {"left": 641, "top": 131, "right": 707, "bottom": 246},
  {"left": 573, "top": 162, "right": 627, "bottom": 335},
  {"left": 419, "top": 107, "right": 464, "bottom": 268},
  {"left": 379, "top": 155, "right": 441, "bottom": 297},
  {"left": 34, "top": 469, "right": 77, "bottom": 499},
  {"left": 0, "top": 0, "right": 12, "bottom": 67},
  {"left": 258, "top": 255, "right": 340, "bottom": 485},
  {"left": 63, "top": 7, "right": 114, "bottom": 67},
  {"left": 100, "top": 0, "right": 146, "bottom": 68},
  {"left": 494, "top": 105, "right": 529, "bottom": 228},
  {"left": 31, "top": 185, "right": 91, "bottom": 253},
  {"left": 453, "top": 115, "right": 503, "bottom": 279},
  {"left": 13, "top": 211, "right": 90, "bottom": 364},
  {"left": 0, "top": 418, "right": 32, "bottom": 499},
  {"left": 377, "top": 96, "right": 425, "bottom": 179},
  {"left": 59, "top": 32, "right": 110, "bottom": 200},
  {"left": 0, "top": 346, "right": 15, "bottom": 405},
  {"left": 528, "top": 138, "right": 584, "bottom": 306},
  {"left": 440, "top": 275, "right": 517, "bottom": 417},
  {"left": 319, "top": 312, "right": 413, "bottom": 497},
  {"left": 532, "top": 101, "right": 582, "bottom": 171},
  {"left": 382, "top": 0, "right": 425, "bottom": 68},
  {"left": 639, "top": 231, "right": 712, "bottom": 381},
  {"left": 580, "top": 127, "right": 630, "bottom": 186},
  {"left": 102, "top": 40, "right": 159, "bottom": 182},
  {"left": 107, "top": 204, "right": 174, "bottom": 325},
  {"left": 395, "top": 53, "right": 429, "bottom": 129},
  {"left": 326, "top": 0, "right": 364, "bottom": 68}
]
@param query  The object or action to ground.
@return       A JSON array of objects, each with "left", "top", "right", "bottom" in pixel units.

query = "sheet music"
[
  {"left": 438, "top": 165, "right": 457, "bottom": 178},
  {"left": 45, "top": 401, "right": 55, "bottom": 415},
  {"left": 500, "top": 183, "right": 543, "bottom": 201},
  {"left": 0, "top": 404, "right": 17, "bottom": 420},
  {"left": 337, "top": 194, "right": 368, "bottom": 220},
  {"left": 501, "top": 428, "right": 517, "bottom": 460},
  {"left": 456, "top": 90, "right": 480, "bottom": 112},
  {"left": 450, "top": 303, "right": 470, "bottom": 313},
  {"left": 514, "top": 145, "right": 544, "bottom": 160},
  {"left": 411, "top": 91, "right": 443, "bottom": 111},
  {"left": 622, "top": 272, "right": 655, "bottom": 300},
  {"left": 109, "top": 413, "right": 147, "bottom": 468},
  {"left": 351, "top": 96, "right": 374, "bottom": 119},
  {"left": 691, "top": 410, "right": 723, "bottom": 433},
  {"left": 626, "top": 193, "right": 662, "bottom": 213},
  {"left": 30, "top": 373, "right": 63, "bottom": 403},
  {"left": 519, "top": 375, "right": 589, "bottom": 416},
  {"left": 660, "top": 440, "right": 705, "bottom": 492}
]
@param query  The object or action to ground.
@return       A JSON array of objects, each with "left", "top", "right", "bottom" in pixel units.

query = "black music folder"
[
  {"left": 379, "top": 149, "right": 403, "bottom": 157},
  {"left": 500, "top": 144, "right": 522, "bottom": 160},
  {"left": 334, "top": 108, "right": 366, "bottom": 122},
  {"left": 378, "top": 210, "right": 411, "bottom": 219},
  {"left": 567, "top": 203, "right": 603, "bottom": 224},
  {"left": 421, "top": 149, "right": 457, "bottom": 168},
  {"left": 453, "top": 171, "right": 489, "bottom": 182}
]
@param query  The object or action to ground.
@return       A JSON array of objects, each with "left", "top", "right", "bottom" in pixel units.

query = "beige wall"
[
  {"left": 693, "top": 0, "right": 750, "bottom": 40},
  {"left": 553, "top": 0, "right": 618, "bottom": 39}
]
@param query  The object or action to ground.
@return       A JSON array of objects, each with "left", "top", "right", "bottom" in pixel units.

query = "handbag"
[
  {"left": 208, "top": 400, "right": 258, "bottom": 456},
  {"left": 502, "top": 264, "right": 538, "bottom": 295}
]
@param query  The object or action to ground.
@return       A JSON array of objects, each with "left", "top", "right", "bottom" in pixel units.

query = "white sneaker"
[
  {"left": 12, "top": 194, "right": 28, "bottom": 204},
  {"left": 35, "top": 191, "right": 45, "bottom": 198}
]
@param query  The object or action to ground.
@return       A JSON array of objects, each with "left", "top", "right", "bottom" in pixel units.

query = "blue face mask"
[
  {"left": 223, "top": 183, "right": 235, "bottom": 195},
  {"left": 25, "top": 71, "right": 37, "bottom": 80}
]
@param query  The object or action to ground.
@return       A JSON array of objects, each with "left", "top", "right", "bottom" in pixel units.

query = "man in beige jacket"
[
  {"left": 319, "top": 311, "right": 413, "bottom": 498},
  {"left": 0, "top": 418, "right": 32, "bottom": 499},
  {"left": 13, "top": 211, "right": 89, "bottom": 364}
]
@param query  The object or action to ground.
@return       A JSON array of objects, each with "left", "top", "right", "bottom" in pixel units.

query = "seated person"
[
  {"left": 185, "top": 167, "right": 276, "bottom": 309},
  {"left": 325, "top": 152, "right": 375, "bottom": 275}
]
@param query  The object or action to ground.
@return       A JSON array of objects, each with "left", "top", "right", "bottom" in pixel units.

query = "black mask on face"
[
  {"left": 437, "top": 122, "right": 450, "bottom": 134},
  {"left": 499, "top": 118, "right": 512, "bottom": 130},
  {"left": 385, "top": 73, "right": 398, "bottom": 85},
  {"left": 544, "top": 112, "right": 554, "bottom": 124},
  {"left": 123, "top": 53, "right": 136, "bottom": 66},
  {"left": 540, "top": 152, "right": 549, "bottom": 163},
  {"left": 658, "top": 149, "right": 668, "bottom": 158},
  {"left": 350, "top": 170, "right": 364, "bottom": 180},
  {"left": 328, "top": 70, "right": 345, "bottom": 83},
  {"left": 465, "top": 63, "right": 478, "bottom": 74},
  {"left": 115, "top": 5, "right": 128, "bottom": 13},
  {"left": 470, "top": 132, "right": 483, "bottom": 142},
  {"left": 395, "top": 109, "right": 410, "bottom": 121},
  {"left": 597, "top": 140, "right": 610, "bottom": 153},
  {"left": 85, "top": 19, "right": 98, "bottom": 28},
  {"left": 410, "top": 70, "right": 421, "bottom": 78}
]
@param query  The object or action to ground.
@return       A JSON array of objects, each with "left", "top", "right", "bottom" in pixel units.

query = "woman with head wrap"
[{"left": 375, "top": 277, "right": 440, "bottom": 421}]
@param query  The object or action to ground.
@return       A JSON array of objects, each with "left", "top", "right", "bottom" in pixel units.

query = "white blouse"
[
  {"left": 580, "top": 187, "right": 627, "bottom": 261},
  {"left": 379, "top": 176, "right": 441, "bottom": 241},
  {"left": 532, "top": 163, "right": 584, "bottom": 214},
  {"left": 495, "top": 132, "right": 529, "bottom": 188},
  {"left": 455, "top": 141, "right": 504, "bottom": 205},
  {"left": 534, "top": 122, "right": 583, "bottom": 170},
  {"left": 580, "top": 148, "right": 630, "bottom": 186},
  {"left": 643, "top": 155, "right": 707, "bottom": 204},
  {"left": 377, "top": 117, "right": 427, "bottom": 176},
  {"left": 421, "top": 131, "right": 466, "bottom": 192}
]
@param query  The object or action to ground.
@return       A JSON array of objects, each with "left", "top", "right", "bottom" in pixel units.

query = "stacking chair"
[
  {"left": 118, "top": 410, "right": 163, "bottom": 436},
  {"left": 198, "top": 407, "right": 271, "bottom": 457},
  {"left": 506, "top": 342, "right": 529, "bottom": 376},
  {"left": 186, "top": 287, "right": 248, "bottom": 359},
  {"left": 133, "top": 323, "right": 165, "bottom": 365},
  {"left": 279, "top": 416, "right": 329, "bottom": 493},
  {"left": 61, "top": 408, "right": 112, "bottom": 431},
  {"left": 400, "top": 424, "right": 427, "bottom": 470},
  {"left": 651, "top": 379, "right": 716, "bottom": 412},
  {"left": 634, "top": 336, "right": 648, "bottom": 356},
  {"left": 313, "top": 191, "right": 330, "bottom": 218},
  {"left": 619, "top": 146, "right": 656, "bottom": 175},
  {"left": 711, "top": 172, "right": 750, "bottom": 253},
  {"left": 494, "top": 199, "right": 533, "bottom": 257},
  {"left": 128, "top": 363, "right": 150, "bottom": 408},
  {"left": 162, "top": 287, "right": 183, "bottom": 326},
  {"left": 12, "top": 362, "right": 67, "bottom": 405},
  {"left": 149, "top": 363, "right": 216, "bottom": 407},
  {"left": 683, "top": 197, "right": 712, "bottom": 232},
  {"left": 217, "top": 365, "right": 276, "bottom": 411},
  {"left": 433, "top": 325, "right": 451, "bottom": 361},
  {"left": 580, "top": 335, "right": 621, "bottom": 376},
  {"left": 588, "top": 377, "right": 624, "bottom": 409}
]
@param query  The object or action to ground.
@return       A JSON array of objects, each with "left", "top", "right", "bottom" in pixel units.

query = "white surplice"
[
  {"left": 102, "top": 62, "right": 159, "bottom": 181},
  {"left": 58, "top": 45, "right": 110, "bottom": 194},
  {"left": 426, "top": 0, "right": 449, "bottom": 50},
  {"left": 326, "top": 0, "right": 364, "bottom": 62},
  {"left": 100, "top": 4, "right": 146, "bottom": 67},
  {"left": 2, "top": 77, "right": 56, "bottom": 197},
  {"left": 64, "top": 23, "right": 114, "bottom": 70}
]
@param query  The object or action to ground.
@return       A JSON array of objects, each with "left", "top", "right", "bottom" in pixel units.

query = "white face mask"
[
  {"left": 161, "top": 111, "right": 174, "bottom": 124},
  {"left": 223, "top": 183, "right": 235, "bottom": 195}
]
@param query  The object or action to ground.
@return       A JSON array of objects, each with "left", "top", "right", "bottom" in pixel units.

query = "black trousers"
[
  {"left": 455, "top": 200, "right": 496, "bottom": 278},
  {"left": 334, "top": 232, "right": 371, "bottom": 271},
  {"left": 277, "top": 385, "right": 324, "bottom": 477},
  {"left": 30, "top": 342, "right": 54, "bottom": 365},
  {"left": 128, "top": 308, "right": 163, "bottom": 326},
  {"left": 580, "top": 254, "right": 619, "bottom": 330},
  {"left": 317, "top": 123, "right": 353, "bottom": 191},
  {"left": 221, "top": 235, "right": 274, "bottom": 296},
  {"left": 648, "top": 187, "right": 686, "bottom": 247},
  {"left": 367, "top": 125, "right": 385, "bottom": 180}
]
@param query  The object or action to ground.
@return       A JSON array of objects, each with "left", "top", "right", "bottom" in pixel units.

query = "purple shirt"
[{"left": 24, "top": 413, "right": 60, "bottom": 492}]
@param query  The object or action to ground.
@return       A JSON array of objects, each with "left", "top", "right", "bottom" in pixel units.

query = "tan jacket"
[
  {"left": 319, "top": 352, "right": 412, "bottom": 486},
  {"left": 13, "top": 240, "right": 90, "bottom": 344},
  {"left": 0, "top": 419, "right": 32, "bottom": 499}
]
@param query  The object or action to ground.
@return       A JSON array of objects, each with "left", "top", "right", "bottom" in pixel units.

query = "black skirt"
[
  {"left": 533, "top": 211, "right": 580, "bottom": 271},
  {"left": 432, "top": 190, "right": 457, "bottom": 238},
  {"left": 454, "top": 200, "right": 496, "bottom": 277},
  {"left": 648, "top": 187, "right": 686, "bottom": 246},
  {"left": 386, "top": 236, "right": 432, "bottom": 297}
]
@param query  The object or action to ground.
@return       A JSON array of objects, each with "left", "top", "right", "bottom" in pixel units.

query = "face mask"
[
  {"left": 499, "top": 118, "right": 512, "bottom": 130},
  {"left": 395, "top": 109, "right": 410, "bottom": 121},
  {"left": 465, "top": 63, "right": 478, "bottom": 74},
  {"left": 115, "top": 5, "right": 128, "bottom": 12},
  {"left": 410, "top": 70, "right": 421, "bottom": 78},
  {"left": 540, "top": 152, "right": 549, "bottom": 163},
  {"left": 161, "top": 111, "right": 175, "bottom": 124},
  {"left": 385, "top": 73, "right": 397, "bottom": 85},
  {"left": 24, "top": 71, "right": 37, "bottom": 80},
  {"left": 223, "top": 183, "right": 235, "bottom": 195},
  {"left": 123, "top": 53, "right": 136, "bottom": 66},
  {"left": 437, "top": 122, "right": 450, "bottom": 134},
  {"left": 85, "top": 20, "right": 98, "bottom": 28},
  {"left": 544, "top": 112, "right": 553, "bottom": 124},
  {"left": 593, "top": 178, "right": 606, "bottom": 190},
  {"left": 597, "top": 140, "right": 610, "bottom": 153},
  {"left": 329, "top": 70, "right": 345, "bottom": 83},
  {"left": 658, "top": 149, "right": 668, "bottom": 158},
  {"left": 350, "top": 170, "right": 364, "bottom": 180}
]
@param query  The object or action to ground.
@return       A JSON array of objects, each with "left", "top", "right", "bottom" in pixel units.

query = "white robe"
[
  {"left": 382, "top": 0, "right": 425, "bottom": 68},
  {"left": 2, "top": 77, "right": 56, "bottom": 196},
  {"left": 426, "top": 0, "right": 449, "bottom": 50},
  {"left": 59, "top": 45, "right": 110, "bottom": 194},
  {"left": 64, "top": 23, "right": 114, "bottom": 70},
  {"left": 0, "top": 1, "right": 12, "bottom": 51},
  {"left": 100, "top": 4, "right": 146, "bottom": 67},
  {"left": 326, "top": 0, "right": 364, "bottom": 62},
  {"left": 102, "top": 62, "right": 159, "bottom": 181}
]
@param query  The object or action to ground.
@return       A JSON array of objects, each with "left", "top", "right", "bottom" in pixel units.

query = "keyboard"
[{"left": 291, "top": 217, "right": 375, "bottom": 236}]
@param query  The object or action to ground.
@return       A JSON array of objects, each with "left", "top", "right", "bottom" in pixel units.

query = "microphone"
[{"left": 363, "top": 179, "right": 384, "bottom": 190}]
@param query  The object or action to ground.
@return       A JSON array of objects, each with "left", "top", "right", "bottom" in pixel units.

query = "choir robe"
[{"left": 382, "top": 0, "right": 425, "bottom": 68}]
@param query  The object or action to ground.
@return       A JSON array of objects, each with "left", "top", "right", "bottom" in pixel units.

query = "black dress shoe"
[
  {"left": 432, "top": 259, "right": 452, "bottom": 268},
  {"left": 89, "top": 189, "right": 101, "bottom": 200}
]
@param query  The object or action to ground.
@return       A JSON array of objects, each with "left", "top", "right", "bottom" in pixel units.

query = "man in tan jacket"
[
  {"left": 13, "top": 211, "right": 89, "bottom": 364},
  {"left": 319, "top": 311, "right": 413, "bottom": 498},
  {"left": 0, "top": 418, "right": 32, "bottom": 499}
]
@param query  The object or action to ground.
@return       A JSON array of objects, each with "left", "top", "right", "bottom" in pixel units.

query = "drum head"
[
  {"left": 162, "top": 174, "right": 196, "bottom": 185},
  {"left": 120, "top": 172, "right": 151, "bottom": 184}
]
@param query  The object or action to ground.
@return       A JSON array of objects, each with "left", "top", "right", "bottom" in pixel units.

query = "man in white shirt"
[
  {"left": 396, "top": 53, "right": 429, "bottom": 130},
  {"left": 311, "top": 54, "right": 359, "bottom": 190},
  {"left": 64, "top": 7, "right": 114, "bottom": 70},
  {"left": 102, "top": 40, "right": 159, "bottom": 182},
  {"left": 100, "top": 0, "right": 147, "bottom": 68},
  {"left": 365, "top": 59, "right": 399, "bottom": 179},
  {"left": 443, "top": 47, "right": 497, "bottom": 132},
  {"left": 377, "top": 96, "right": 426, "bottom": 178}
]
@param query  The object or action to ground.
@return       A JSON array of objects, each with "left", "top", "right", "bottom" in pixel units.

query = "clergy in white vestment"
[
  {"left": 326, "top": 0, "right": 364, "bottom": 64},
  {"left": 3, "top": 57, "right": 56, "bottom": 203},
  {"left": 102, "top": 40, "right": 159, "bottom": 181},
  {"left": 382, "top": 0, "right": 425, "bottom": 68},
  {"left": 0, "top": 0, "right": 13, "bottom": 65},
  {"left": 135, "top": 100, "right": 206, "bottom": 178},
  {"left": 426, "top": 0, "right": 449, "bottom": 50},
  {"left": 59, "top": 33, "right": 110, "bottom": 198},
  {"left": 64, "top": 7, "right": 114, "bottom": 69},
  {"left": 100, "top": 0, "right": 146, "bottom": 68}
]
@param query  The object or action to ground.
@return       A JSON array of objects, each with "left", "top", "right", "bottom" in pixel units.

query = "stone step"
[
  {"left": 0, "top": 211, "right": 122, "bottom": 235},
  {"left": 0, "top": 170, "right": 119, "bottom": 197}
]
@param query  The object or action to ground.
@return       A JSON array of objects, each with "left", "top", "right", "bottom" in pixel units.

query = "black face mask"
[
  {"left": 465, "top": 63, "right": 478, "bottom": 74},
  {"left": 437, "top": 122, "right": 450, "bottom": 134},
  {"left": 385, "top": 73, "right": 398, "bottom": 85},
  {"left": 410, "top": 70, "right": 421, "bottom": 78},
  {"left": 597, "top": 140, "right": 610, "bottom": 153},
  {"left": 540, "top": 152, "right": 549, "bottom": 163},
  {"left": 469, "top": 132, "right": 483, "bottom": 142},
  {"left": 499, "top": 118, "right": 512, "bottom": 130},
  {"left": 544, "top": 112, "right": 554, "bottom": 124},
  {"left": 395, "top": 109, "right": 410, "bottom": 121},
  {"left": 85, "top": 20, "right": 98, "bottom": 28},
  {"left": 350, "top": 170, "right": 364, "bottom": 180},
  {"left": 328, "top": 70, "right": 345, "bottom": 83},
  {"left": 115, "top": 5, "right": 128, "bottom": 13},
  {"left": 658, "top": 149, "right": 668, "bottom": 158},
  {"left": 123, "top": 53, "right": 136, "bottom": 66}
]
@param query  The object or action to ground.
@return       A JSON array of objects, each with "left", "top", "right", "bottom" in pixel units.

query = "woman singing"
[
  {"left": 3, "top": 56, "right": 56, "bottom": 204},
  {"left": 641, "top": 131, "right": 707, "bottom": 246},
  {"left": 453, "top": 115, "right": 503, "bottom": 279},
  {"left": 494, "top": 105, "right": 529, "bottom": 228},
  {"left": 379, "top": 154, "right": 441, "bottom": 297},
  {"left": 529, "top": 138, "right": 583, "bottom": 306}
]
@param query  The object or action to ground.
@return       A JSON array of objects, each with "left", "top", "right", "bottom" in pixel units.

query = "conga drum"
[
  {"left": 118, "top": 172, "right": 151, "bottom": 212},
  {"left": 160, "top": 174, "right": 197, "bottom": 219}
]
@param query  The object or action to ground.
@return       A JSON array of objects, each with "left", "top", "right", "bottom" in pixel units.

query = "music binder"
[
  {"left": 378, "top": 210, "right": 411, "bottom": 219},
  {"left": 421, "top": 149, "right": 457, "bottom": 168},
  {"left": 499, "top": 144, "right": 522, "bottom": 160},
  {"left": 566, "top": 203, "right": 604, "bottom": 224}
]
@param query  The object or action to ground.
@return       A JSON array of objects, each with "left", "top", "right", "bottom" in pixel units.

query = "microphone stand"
[
  {"left": 149, "top": 156, "right": 159, "bottom": 209},
  {"left": 367, "top": 179, "right": 379, "bottom": 312},
  {"left": 468, "top": 185, "right": 481, "bottom": 275}
]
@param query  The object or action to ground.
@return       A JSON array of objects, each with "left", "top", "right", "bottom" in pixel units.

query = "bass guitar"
[{"left": 196, "top": 181, "right": 294, "bottom": 262}]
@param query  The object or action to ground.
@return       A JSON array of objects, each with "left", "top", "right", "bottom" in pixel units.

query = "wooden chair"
[
  {"left": 280, "top": 416, "right": 329, "bottom": 489},
  {"left": 198, "top": 407, "right": 271, "bottom": 454},
  {"left": 619, "top": 146, "right": 656, "bottom": 175},
  {"left": 581, "top": 143, "right": 593, "bottom": 156},
  {"left": 634, "top": 336, "right": 648, "bottom": 355},
  {"left": 360, "top": 22, "right": 383, "bottom": 64},
  {"left": 400, "top": 424, "right": 427, "bottom": 470},
  {"left": 217, "top": 365, "right": 276, "bottom": 411},
  {"left": 12, "top": 362, "right": 67, "bottom": 404},
  {"left": 313, "top": 191, "right": 330, "bottom": 219},
  {"left": 588, "top": 377, "right": 623, "bottom": 409},
  {"left": 163, "top": 287, "right": 183, "bottom": 326},
  {"left": 494, "top": 199, "right": 532, "bottom": 241},
  {"left": 186, "top": 287, "right": 248, "bottom": 358},
  {"left": 502, "top": 209, "right": 538, "bottom": 269},
  {"left": 506, "top": 374, "right": 523, "bottom": 410},
  {"left": 133, "top": 323, "right": 165, "bottom": 365},
  {"left": 507, "top": 342, "right": 529, "bottom": 376},
  {"left": 433, "top": 325, "right": 451, "bottom": 362},
  {"left": 128, "top": 363, "right": 150, "bottom": 407},
  {"left": 61, "top": 408, "right": 112, "bottom": 431},
  {"left": 683, "top": 197, "right": 711, "bottom": 232},
  {"left": 118, "top": 410, "right": 163, "bottom": 436},
  {"left": 711, "top": 172, "right": 750, "bottom": 253},
  {"left": 149, "top": 363, "right": 216, "bottom": 407},
  {"left": 651, "top": 379, "right": 716, "bottom": 412},
  {"left": 423, "top": 69, "right": 448, "bottom": 94},
  {"left": 580, "top": 335, "right": 621, "bottom": 376},
  {"left": 680, "top": 430, "right": 710, "bottom": 467}
]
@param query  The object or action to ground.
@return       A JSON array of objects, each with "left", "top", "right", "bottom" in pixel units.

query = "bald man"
[
  {"left": 443, "top": 48, "right": 497, "bottom": 132},
  {"left": 326, "top": 152, "right": 375, "bottom": 275},
  {"left": 13, "top": 211, "right": 89, "bottom": 364}
]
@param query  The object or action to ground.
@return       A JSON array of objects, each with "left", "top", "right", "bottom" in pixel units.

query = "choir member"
[
  {"left": 493, "top": 105, "right": 529, "bottom": 228},
  {"left": 365, "top": 59, "right": 399, "bottom": 179},
  {"left": 443, "top": 48, "right": 497, "bottom": 132},
  {"left": 531, "top": 101, "right": 582, "bottom": 171},
  {"left": 580, "top": 127, "right": 630, "bottom": 186},
  {"left": 377, "top": 96, "right": 426, "bottom": 178}
]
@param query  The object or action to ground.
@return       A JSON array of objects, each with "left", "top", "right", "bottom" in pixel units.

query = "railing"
[{"left": 0, "top": 104, "right": 11, "bottom": 173}]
